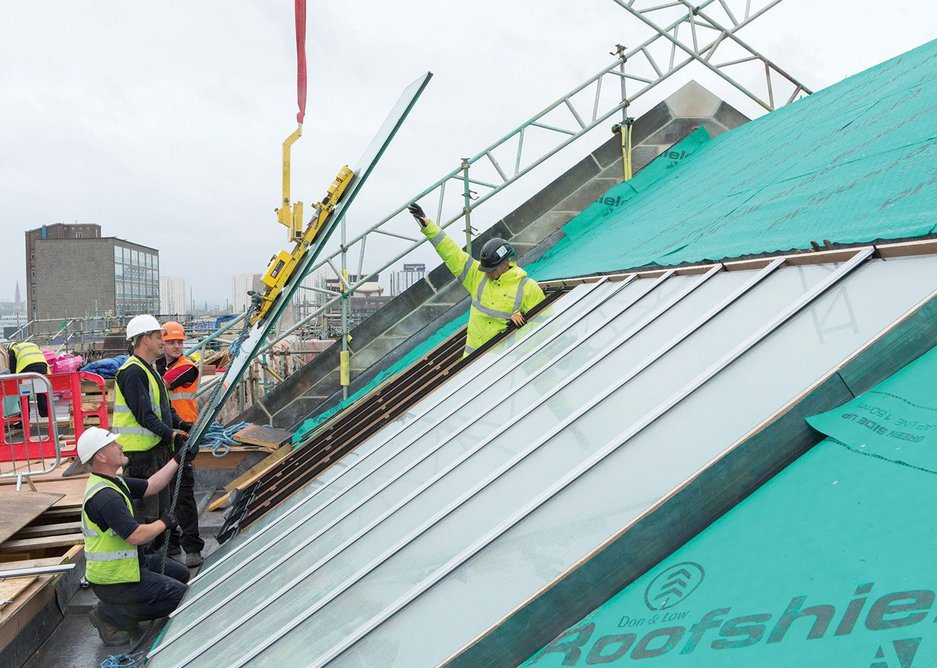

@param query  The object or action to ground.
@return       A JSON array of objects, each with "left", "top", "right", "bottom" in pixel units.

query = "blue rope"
[
  {"left": 100, "top": 651, "right": 144, "bottom": 667},
  {"left": 201, "top": 421, "right": 252, "bottom": 457}
]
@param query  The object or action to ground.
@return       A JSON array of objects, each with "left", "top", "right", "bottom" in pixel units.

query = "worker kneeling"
[
  {"left": 408, "top": 202, "right": 545, "bottom": 356},
  {"left": 79, "top": 427, "right": 193, "bottom": 646}
]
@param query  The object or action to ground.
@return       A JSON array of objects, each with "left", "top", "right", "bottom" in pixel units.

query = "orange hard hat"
[{"left": 161, "top": 321, "right": 186, "bottom": 341}]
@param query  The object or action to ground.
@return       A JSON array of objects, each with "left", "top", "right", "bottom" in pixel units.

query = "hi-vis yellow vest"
[
  {"left": 10, "top": 341, "right": 48, "bottom": 373},
  {"left": 421, "top": 221, "right": 545, "bottom": 356},
  {"left": 82, "top": 474, "right": 141, "bottom": 585},
  {"left": 112, "top": 356, "right": 164, "bottom": 452}
]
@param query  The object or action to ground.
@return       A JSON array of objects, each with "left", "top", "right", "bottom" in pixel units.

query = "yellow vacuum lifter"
[{"left": 254, "top": 164, "right": 354, "bottom": 324}]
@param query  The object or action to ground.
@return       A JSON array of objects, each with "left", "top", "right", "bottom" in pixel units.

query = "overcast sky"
[{"left": 1, "top": 1, "right": 934, "bottom": 309}]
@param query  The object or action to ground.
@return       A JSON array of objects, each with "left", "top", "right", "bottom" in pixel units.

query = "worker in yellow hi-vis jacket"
[{"left": 409, "top": 202, "right": 545, "bottom": 357}]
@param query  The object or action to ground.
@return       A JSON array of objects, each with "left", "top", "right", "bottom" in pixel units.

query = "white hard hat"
[
  {"left": 126, "top": 314, "right": 162, "bottom": 340},
  {"left": 77, "top": 427, "right": 119, "bottom": 464}
]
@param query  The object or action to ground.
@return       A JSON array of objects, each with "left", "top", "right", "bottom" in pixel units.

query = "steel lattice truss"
[{"left": 242, "top": 0, "right": 811, "bottom": 385}]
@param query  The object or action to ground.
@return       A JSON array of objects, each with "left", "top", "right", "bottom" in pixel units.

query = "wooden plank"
[
  {"left": 0, "top": 576, "right": 50, "bottom": 651},
  {"left": 0, "top": 546, "right": 79, "bottom": 651},
  {"left": 0, "top": 577, "right": 37, "bottom": 607},
  {"left": 0, "top": 556, "right": 71, "bottom": 571},
  {"left": 209, "top": 443, "right": 295, "bottom": 511},
  {"left": 14, "top": 522, "right": 83, "bottom": 539},
  {"left": 233, "top": 424, "right": 293, "bottom": 449},
  {"left": 0, "top": 493, "right": 64, "bottom": 546},
  {"left": 36, "top": 507, "right": 81, "bottom": 520},
  {"left": 0, "top": 478, "right": 87, "bottom": 508},
  {"left": 877, "top": 238, "right": 937, "bottom": 257},
  {"left": 0, "top": 533, "right": 83, "bottom": 554}
]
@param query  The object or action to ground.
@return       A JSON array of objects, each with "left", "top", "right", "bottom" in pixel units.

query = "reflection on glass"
[{"left": 329, "top": 256, "right": 937, "bottom": 668}]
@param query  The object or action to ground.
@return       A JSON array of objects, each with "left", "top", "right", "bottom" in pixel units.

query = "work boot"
[
  {"left": 89, "top": 606, "right": 130, "bottom": 646},
  {"left": 185, "top": 551, "right": 203, "bottom": 568}
]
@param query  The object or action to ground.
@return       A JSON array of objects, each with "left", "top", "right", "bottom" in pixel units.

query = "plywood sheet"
[
  {"left": 0, "top": 492, "right": 64, "bottom": 545},
  {"left": 0, "top": 576, "right": 37, "bottom": 607},
  {"left": 233, "top": 424, "right": 293, "bottom": 450},
  {"left": 0, "top": 478, "right": 85, "bottom": 508}
]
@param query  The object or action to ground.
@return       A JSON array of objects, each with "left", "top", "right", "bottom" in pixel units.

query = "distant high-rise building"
[
  {"left": 389, "top": 263, "right": 426, "bottom": 296},
  {"left": 232, "top": 273, "right": 263, "bottom": 313},
  {"left": 14, "top": 282, "right": 20, "bottom": 305},
  {"left": 25, "top": 223, "right": 159, "bottom": 326},
  {"left": 160, "top": 276, "right": 187, "bottom": 316}
]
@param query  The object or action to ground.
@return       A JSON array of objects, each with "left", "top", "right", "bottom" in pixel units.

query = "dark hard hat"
[{"left": 479, "top": 238, "right": 516, "bottom": 272}]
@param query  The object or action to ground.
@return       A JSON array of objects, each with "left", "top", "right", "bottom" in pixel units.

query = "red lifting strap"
[{"left": 295, "top": 0, "right": 307, "bottom": 125}]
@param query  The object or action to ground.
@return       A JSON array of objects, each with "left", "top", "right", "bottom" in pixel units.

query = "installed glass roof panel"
[
  {"left": 150, "top": 251, "right": 937, "bottom": 667},
  {"left": 329, "top": 253, "right": 937, "bottom": 667},
  {"left": 186, "top": 280, "right": 613, "bottom": 591}
]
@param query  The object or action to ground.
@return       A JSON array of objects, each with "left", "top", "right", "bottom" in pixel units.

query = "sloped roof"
[
  {"left": 149, "top": 247, "right": 937, "bottom": 666},
  {"left": 524, "top": 343, "right": 937, "bottom": 667},
  {"left": 148, "top": 40, "right": 937, "bottom": 667},
  {"left": 528, "top": 38, "right": 937, "bottom": 279},
  {"left": 293, "top": 38, "right": 937, "bottom": 443}
]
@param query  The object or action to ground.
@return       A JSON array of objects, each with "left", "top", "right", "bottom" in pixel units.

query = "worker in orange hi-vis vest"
[{"left": 155, "top": 321, "right": 204, "bottom": 567}]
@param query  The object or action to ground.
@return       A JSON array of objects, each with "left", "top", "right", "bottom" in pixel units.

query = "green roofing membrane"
[
  {"left": 523, "top": 345, "right": 937, "bottom": 667},
  {"left": 294, "top": 39, "right": 937, "bottom": 443},
  {"left": 527, "top": 39, "right": 937, "bottom": 280}
]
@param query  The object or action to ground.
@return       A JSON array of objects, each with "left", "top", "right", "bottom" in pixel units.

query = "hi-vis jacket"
[
  {"left": 9, "top": 341, "right": 48, "bottom": 373},
  {"left": 421, "top": 221, "right": 545, "bottom": 356},
  {"left": 164, "top": 355, "right": 198, "bottom": 423},
  {"left": 82, "top": 474, "right": 140, "bottom": 585},
  {"left": 112, "top": 356, "right": 165, "bottom": 453}
]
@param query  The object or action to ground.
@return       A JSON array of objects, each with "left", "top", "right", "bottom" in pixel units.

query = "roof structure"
[
  {"left": 524, "top": 344, "right": 937, "bottom": 666},
  {"left": 291, "top": 37, "right": 937, "bottom": 444},
  {"left": 149, "top": 38, "right": 937, "bottom": 666}
]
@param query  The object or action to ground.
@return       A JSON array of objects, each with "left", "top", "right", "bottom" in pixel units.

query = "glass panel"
[
  {"left": 114, "top": 245, "right": 121, "bottom": 263},
  {"left": 182, "top": 282, "right": 625, "bottom": 604},
  {"left": 229, "top": 281, "right": 623, "bottom": 537},
  {"left": 331, "top": 255, "right": 937, "bottom": 667},
  {"left": 183, "top": 273, "right": 748, "bottom": 662},
  {"left": 155, "top": 256, "right": 937, "bottom": 667}
]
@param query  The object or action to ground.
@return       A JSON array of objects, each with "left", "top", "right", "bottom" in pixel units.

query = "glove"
[
  {"left": 160, "top": 512, "right": 178, "bottom": 532},
  {"left": 510, "top": 311, "right": 526, "bottom": 327},
  {"left": 407, "top": 202, "right": 428, "bottom": 227},
  {"left": 172, "top": 430, "right": 189, "bottom": 451},
  {"left": 179, "top": 421, "right": 194, "bottom": 432}
]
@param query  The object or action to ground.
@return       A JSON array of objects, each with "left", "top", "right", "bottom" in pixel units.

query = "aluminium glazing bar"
[
  {"left": 189, "top": 280, "right": 609, "bottom": 584},
  {"left": 166, "top": 277, "right": 655, "bottom": 634},
  {"left": 317, "top": 252, "right": 870, "bottom": 665},
  {"left": 232, "top": 255, "right": 790, "bottom": 666},
  {"left": 163, "top": 286, "right": 655, "bottom": 650},
  {"left": 208, "top": 266, "right": 762, "bottom": 667},
  {"left": 162, "top": 270, "right": 697, "bottom": 662}
]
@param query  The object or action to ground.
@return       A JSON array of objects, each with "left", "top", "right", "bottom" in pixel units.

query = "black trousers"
[
  {"left": 125, "top": 447, "right": 170, "bottom": 549},
  {"left": 20, "top": 362, "right": 49, "bottom": 418},
  {"left": 169, "top": 460, "right": 204, "bottom": 553},
  {"left": 91, "top": 554, "right": 190, "bottom": 630}
]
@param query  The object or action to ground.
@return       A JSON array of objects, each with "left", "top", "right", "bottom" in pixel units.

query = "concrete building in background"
[
  {"left": 232, "top": 273, "right": 263, "bottom": 313},
  {"left": 25, "top": 223, "right": 159, "bottom": 323},
  {"left": 160, "top": 276, "right": 187, "bottom": 316}
]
